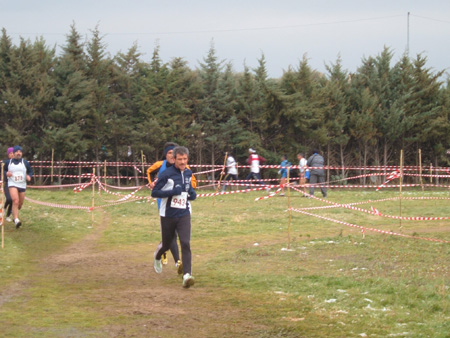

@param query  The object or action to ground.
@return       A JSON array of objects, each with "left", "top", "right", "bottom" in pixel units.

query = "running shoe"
[
  {"left": 161, "top": 252, "right": 168, "bottom": 265},
  {"left": 153, "top": 252, "right": 162, "bottom": 274},
  {"left": 176, "top": 260, "right": 183, "bottom": 275},
  {"left": 6, "top": 217, "right": 12, "bottom": 222},
  {"left": 14, "top": 219, "right": 22, "bottom": 229},
  {"left": 182, "top": 273, "right": 195, "bottom": 288}
]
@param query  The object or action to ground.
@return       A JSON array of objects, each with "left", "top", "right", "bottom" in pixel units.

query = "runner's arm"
[
  {"left": 24, "top": 159, "right": 33, "bottom": 178},
  {"left": 146, "top": 161, "right": 162, "bottom": 183}
]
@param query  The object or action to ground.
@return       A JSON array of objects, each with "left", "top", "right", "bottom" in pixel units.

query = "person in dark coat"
[{"left": 306, "top": 149, "right": 327, "bottom": 198}]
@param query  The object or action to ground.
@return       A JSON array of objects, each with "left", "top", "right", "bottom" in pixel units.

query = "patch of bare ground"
[{"left": 1, "top": 212, "right": 268, "bottom": 337}]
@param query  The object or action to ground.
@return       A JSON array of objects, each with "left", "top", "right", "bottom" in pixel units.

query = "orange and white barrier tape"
[
  {"left": 198, "top": 178, "right": 297, "bottom": 183},
  {"left": 28, "top": 160, "right": 450, "bottom": 171},
  {"left": 289, "top": 185, "right": 450, "bottom": 221},
  {"left": 33, "top": 174, "right": 146, "bottom": 180},
  {"left": 102, "top": 183, "right": 148, "bottom": 190},
  {"left": 292, "top": 183, "right": 450, "bottom": 189},
  {"left": 197, "top": 185, "right": 275, "bottom": 198},
  {"left": 196, "top": 184, "right": 217, "bottom": 189},
  {"left": 29, "top": 183, "right": 85, "bottom": 189},
  {"left": 376, "top": 171, "right": 401, "bottom": 191},
  {"left": 95, "top": 178, "right": 154, "bottom": 203},
  {"left": 291, "top": 207, "right": 450, "bottom": 244},
  {"left": 25, "top": 196, "right": 92, "bottom": 210},
  {"left": 193, "top": 168, "right": 223, "bottom": 176},
  {"left": 404, "top": 173, "right": 450, "bottom": 178},
  {"left": 239, "top": 164, "right": 447, "bottom": 171},
  {"left": 25, "top": 196, "right": 146, "bottom": 211},
  {"left": 73, "top": 181, "right": 93, "bottom": 193},
  {"left": 255, "top": 188, "right": 282, "bottom": 201}
]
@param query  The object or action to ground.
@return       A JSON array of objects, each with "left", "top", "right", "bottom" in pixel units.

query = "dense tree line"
[{"left": 1, "top": 25, "right": 450, "bottom": 181}]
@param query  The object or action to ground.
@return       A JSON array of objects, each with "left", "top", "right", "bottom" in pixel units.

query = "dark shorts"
[{"left": 9, "top": 186, "right": 26, "bottom": 193}]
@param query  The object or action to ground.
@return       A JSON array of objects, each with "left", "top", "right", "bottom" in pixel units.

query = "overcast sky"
[{"left": 1, "top": 0, "right": 450, "bottom": 79}]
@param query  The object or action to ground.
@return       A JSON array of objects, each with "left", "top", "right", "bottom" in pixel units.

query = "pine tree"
[
  {"left": 46, "top": 23, "right": 93, "bottom": 165},
  {"left": 196, "top": 41, "right": 226, "bottom": 167},
  {"left": 321, "top": 56, "right": 351, "bottom": 179},
  {"left": 349, "top": 87, "right": 377, "bottom": 184},
  {"left": 109, "top": 44, "right": 143, "bottom": 185},
  {"left": 0, "top": 35, "right": 56, "bottom": 158},
  {"left": 85, "top": 25, "right": 112, "bottom": 163},
  {"left": 406, "top": 54, "right": 444, "bottom": 165},
  {"left": 0, "top": 29, "right": 13, "bottom": 148},
  {"left": 280, "top": 55, "right": 324, "bottom": 154}
]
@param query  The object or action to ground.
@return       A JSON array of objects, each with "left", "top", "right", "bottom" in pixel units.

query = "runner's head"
[
  {"left": 173, "top": 146, "right": 189, "bottom": 171},
  {"left": 163, "top": 142, "right": 178, "bottom": 163},
  {"left": 7, "top": 147, "right": 14, "bottom": 159},
  {"left": 13, "top": 145, "right": 22, "bottom": 159}
]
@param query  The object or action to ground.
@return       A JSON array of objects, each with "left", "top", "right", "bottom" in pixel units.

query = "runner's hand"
[{"left": 173, "top": 185, "right": 182, "bottom": 195}]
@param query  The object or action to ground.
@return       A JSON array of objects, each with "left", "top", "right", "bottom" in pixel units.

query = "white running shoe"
[
  {"left": 182, "top": 273, "right": 195, "bottom": 288},
  {"left": 153, "top": 252, "right": 162, "bottom": 274},
  {"left": 6, "top": 217, "right": 12, "bottom": 222},
  {"left": 14, "top": 218, "right": 22, "bottom": 229}
]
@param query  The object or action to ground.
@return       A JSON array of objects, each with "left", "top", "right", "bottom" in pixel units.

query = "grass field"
[{"left": 0, "top": 186, "right": 449, "bottom": 337}]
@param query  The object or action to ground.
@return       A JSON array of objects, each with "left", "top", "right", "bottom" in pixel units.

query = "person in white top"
[
  {"left": 245, "top": 148, "right": 266, "bottom": 186},
  {"left": 297, "top": 153, "right": 309, "bottom": 193},
  {"left": 221, "top": 153, "right": 238, "bottom": 192},
  {"left": 4, "top": 145, "right": 33, "bottom": 228}
]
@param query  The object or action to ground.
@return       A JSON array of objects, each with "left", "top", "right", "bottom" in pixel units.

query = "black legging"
[
  {"left": 3, "top": 182, "right": 12, "bottom": 217},
  {"left": 156, "top": 234, "right": 180, "bottom": 263},
  {"left": 156, "top": 214, "right": 192, "bottom": 275}
]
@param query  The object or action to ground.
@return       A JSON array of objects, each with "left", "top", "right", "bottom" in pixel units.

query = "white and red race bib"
[{"left": 171, "top": 192, "right": 188, "bottom": 209}]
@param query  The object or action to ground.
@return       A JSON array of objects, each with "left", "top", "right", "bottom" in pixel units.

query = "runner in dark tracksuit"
[
  {"left": 147, "top": 144, "right": 198, "bottom": 270},
  {"left": 148, "top": 157, "right": 181, "bottom": 267},
  {"left": 151, "top": 147, "right": 196, "bottom": 288}
]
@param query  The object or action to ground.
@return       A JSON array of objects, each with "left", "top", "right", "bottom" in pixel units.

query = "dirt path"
[{"left": 1, "top": 211, "right": 267, "bottom": 337}]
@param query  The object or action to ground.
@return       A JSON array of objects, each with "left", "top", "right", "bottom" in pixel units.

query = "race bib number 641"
[{"left": 171, "top": 192, "right": 188, "bottom": 209}]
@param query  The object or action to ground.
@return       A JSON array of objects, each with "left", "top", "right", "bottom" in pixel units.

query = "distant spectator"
[
  {"left": 297, "top": 152, "right": 309, "bottom": 194},
  {"left": 246, "top": 148, "right": 266, "bottom": 186},
  {"left": 306, "top": 149, "right": 327, "bottom": 198},
  {"left": 222, "top": 153, "right": 238, "bottom": 192},
  {"left": 279, "top": 155, "right": 291, "bottom": 196}
]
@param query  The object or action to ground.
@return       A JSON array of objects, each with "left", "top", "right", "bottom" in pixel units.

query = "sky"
[{"left": 1, "top": 0, "right": 450, "bottom": 79}]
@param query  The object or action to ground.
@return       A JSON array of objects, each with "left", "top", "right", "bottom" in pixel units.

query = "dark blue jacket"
[{"left": 151, "top": 165, "right": 196, "bottom": 218}]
